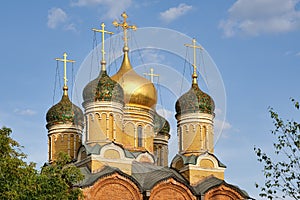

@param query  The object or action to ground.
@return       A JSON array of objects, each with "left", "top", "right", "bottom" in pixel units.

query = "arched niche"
[
  {"left": 83, "top": 173, "right": 142, "bottom": 200},
  {"left": 204, "top": 185, "right": 246, "bottom": 200},
  {"left": 100, "top": 143, "right": 126, "bottom": 160},
  {"left": 149, "top": 178, "right": 196, "bottom": 200}
]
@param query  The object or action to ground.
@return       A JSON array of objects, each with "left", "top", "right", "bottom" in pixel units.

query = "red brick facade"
[{"left": 82, "top": 172, "right": 249, "bottom": 200}]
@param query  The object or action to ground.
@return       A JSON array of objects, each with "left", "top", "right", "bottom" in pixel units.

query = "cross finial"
[
  {"left": 92, "top": 22, "right": 114, "bottom": 70},
  {"left": 184, "top": 38, "right": 203, "bottom": 85},
  {"left": 144, "top": 68, "right": 159, "bottom": 83},
  {"left": 112, "top": 12, "right": 137, "bottom": 49},
  {"left": 55, "top": 52, "right": 75, "bottom": 95}
]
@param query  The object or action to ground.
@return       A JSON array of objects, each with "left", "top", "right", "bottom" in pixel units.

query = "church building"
[{"left": 46, "top": 12, "right": 252, "bottom": 200}]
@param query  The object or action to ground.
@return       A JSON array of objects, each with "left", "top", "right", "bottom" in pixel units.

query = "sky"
[{"left": 1, "top": 0, "right": 300, "bottom": 199}]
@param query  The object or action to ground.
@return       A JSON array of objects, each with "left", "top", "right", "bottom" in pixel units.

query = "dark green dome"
[
  {"left": 82, "top": 70, "right": 124, "bottom": 104},
  {"left": 175, "top": 83, "right": 215, "bottom": 116},
  {"left": 46, "top": 94, "right": 84, "bottom": 128},
  {"left": 153, "top": 112, "right": 170, "bottom": 137}
]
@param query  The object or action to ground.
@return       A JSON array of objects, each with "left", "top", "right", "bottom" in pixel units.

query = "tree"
[
  {"left": 0, "top": 127, "right": 36, "bottom": 199},
  {"left": 254, "top": 99, "right": 300, "bottom": 200},
  {"left": 0, "top": 127, "right": 84, "bottom": 200},
  {"left": 38, "top": 152, "right": 84, "bottom": 200}
]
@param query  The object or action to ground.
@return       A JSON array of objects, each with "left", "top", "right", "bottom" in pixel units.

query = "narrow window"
[
  {"left": 179, "top": 127, "right": 182, "bottom": 152},
  {"left": 137, "top": 125, "right": 143, "bottom": 147},
  {"left": 160, "top": 146, "right": 164, "bottom": 166},
  {"left": 201, "top": 126, "right": 207, "bottom": 149}
]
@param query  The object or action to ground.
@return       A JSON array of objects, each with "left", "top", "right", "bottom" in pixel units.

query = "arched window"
[{"left": 137, "top": 125, "right": 143, "bottom": 147}]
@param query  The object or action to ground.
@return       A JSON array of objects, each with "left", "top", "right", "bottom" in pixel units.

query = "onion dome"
[
  {"left": 154, "top": 112, "right": 170, "bottom": 136},
  {"left": 82, "top": 66, "right": 124, "bottom": 104},
  {"left": 111, "top": 47, "right": 157, "bottom": 108},
  {"left": 46, "top": 87, "right": 84, "bottom": 128},
  {"left": 175, "top": 83, "right": 215, "bottom": 116}
]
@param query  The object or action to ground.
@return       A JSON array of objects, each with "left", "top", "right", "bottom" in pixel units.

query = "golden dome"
[{"left": 111, "top": 47, "right": 157, "bottom": 108}]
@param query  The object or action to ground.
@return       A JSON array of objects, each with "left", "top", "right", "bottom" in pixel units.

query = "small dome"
[
  {"left": 82, "top": 70, "right": 124, "bottom": 104},
  {"left": 153, "top": 112, "right": 170, "bottom": 136},
  {"left": 111, "top": 48, "right": 157, "bottom": 108},
  {"left": 175, "top": 83, "right": 215, "bottom": 116},
  {"left": 46, "top": 94, "right": 84, "bottom": 128}
]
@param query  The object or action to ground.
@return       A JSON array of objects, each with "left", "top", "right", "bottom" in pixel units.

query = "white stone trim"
[
  {"left": 135, "top": 152, "right": 155, "bottom": 163},
  {"left": 99, "top": 143, "right": 126, "bottom": 160}
]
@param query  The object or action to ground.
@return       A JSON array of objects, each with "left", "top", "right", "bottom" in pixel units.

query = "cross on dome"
[
  {"left": 92, "top": 22, "right": 114, "bottom": 69},
  {"left": 184, "top": 38, "right": 203, "bottom": 85},
  {"left": 144, "top": 68, "right": 159, "bottom": 83},
  {"left": 55, "top": 52, "right": 75, "bottom": 95},
  {"left": 112, "top": 12, "right": 137, "bottom": 48}
]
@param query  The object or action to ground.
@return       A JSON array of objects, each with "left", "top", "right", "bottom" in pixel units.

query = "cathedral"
[{"left": 45, "top": 12, "right": 252, "bottom": 200}]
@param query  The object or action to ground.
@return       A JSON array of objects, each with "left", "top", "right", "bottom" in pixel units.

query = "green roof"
[
  {"left": 172, "top": 153, "right": 227, "bottom": 168},
  {"left": 82, "top": 70, "right": 124, "bottom": 104},
  {"left": 175, "top": 83, "right": 215, "bottom": 116},
  {"left": 46, "top": 94, "right": 83, "bottom": 128},
  {"left": 193, "top": 176, "right": 252, "bottom": 199}
]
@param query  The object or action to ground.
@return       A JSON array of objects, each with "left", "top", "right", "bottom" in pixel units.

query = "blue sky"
[{"left": 1, "top": 0, "right": 300, "bottom": 199}]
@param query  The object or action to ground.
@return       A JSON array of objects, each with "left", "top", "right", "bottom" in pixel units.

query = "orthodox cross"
[
  {"left": 112, "top": 12, "right": 137, "bottom": 47},
  {"left": 55, "top": 52, "right": 75, "bottom": 95},
  {"left": 92, "top": 22, "right": 114, "bottom": 63},
  {"left": 144, "top": 68, "right": 159, "bottom": 83},
  {"left": 184, "top": 38, "right": 203, "bottom": 84}
]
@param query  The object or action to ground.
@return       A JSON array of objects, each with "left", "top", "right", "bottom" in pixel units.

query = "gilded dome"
[
  {"left": 153, "top": 112, "right": 170, "bottom": 136},
  {"left": 82, "top": 69, "right": 124, "bottom": 104},
  {"left": 46, "top": 93, "right": 84, "bottom": 128},
  {"left": 175, "top": 83, "right": 215, "bottom": 116},
  {"left": 111, "top": 48, "right": 157, "bottom": 108}
]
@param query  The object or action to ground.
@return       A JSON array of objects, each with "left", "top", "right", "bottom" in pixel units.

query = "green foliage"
[
  {"left": 0, "top": 127, "right": 84, "bottom": 200},
  {"left": 38, "top": 152, "right": 84, "bottom": 200},
  {"left": 254, "top": 99, "right": 300, "bottom": 199}
]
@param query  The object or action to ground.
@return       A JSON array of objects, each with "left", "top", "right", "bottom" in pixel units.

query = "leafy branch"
[{"left": 254, "top": 99, "right": 300, "bottom": 199}]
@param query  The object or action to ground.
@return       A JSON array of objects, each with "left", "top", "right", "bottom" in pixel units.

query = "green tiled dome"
[
  {"left": 82, "top": 70, "right": 124, "bottom": 104},
  {"left": 154, "top": 112, "right": 170, "bottom": 136},
  {"left": 46, "top": 94, "right": 84, "bottom": 128},
  {"left": 175, "top": 83, "right": 215, "bottom": 116}
]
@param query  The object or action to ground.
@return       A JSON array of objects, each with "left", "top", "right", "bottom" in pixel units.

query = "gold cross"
[
  {"left": 112, "top": 12, "right": 137, "bottom": 47},
  {"left": 55, "top": 52, "right": 75, "bottom": 95},
  {"left": 92, "top": 22, "right": 114, "bottom": 62},
  {"left": 144, "top": 68, "right": 159, "bottom": 83},
  {"left": 184, "top": 38, "right": 203, "bottom": 84}
]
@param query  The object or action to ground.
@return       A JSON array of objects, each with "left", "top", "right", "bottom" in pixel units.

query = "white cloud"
[
  {"left": 219, "top": 0, "right": 300, "bottom": 37},
  {"left": 160, "top": 3, "right": 192, "bottom": 23},
  {"left": 71, "top": 0, "right": 132, "bottom": 19},
  {"left": 285, "top": 51, "right": 293, "bottom": 55},
  {"left": 141, "top": 50, "right": 165, "bottom": 63},
  {"left": 14, "top": 109, "right": 37, "bottom": 116},
  {"left": 156, "top": 108, "right": 174, "bottom": 120},
  {"left": 215, "top": 118, "right": 232, "bottom": 132},
  {"left": 47, "top": 8, "right": 67, "bottom": 29},
  {"left": 64, "top": 23, "right": 77, "bottom": 32}
]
